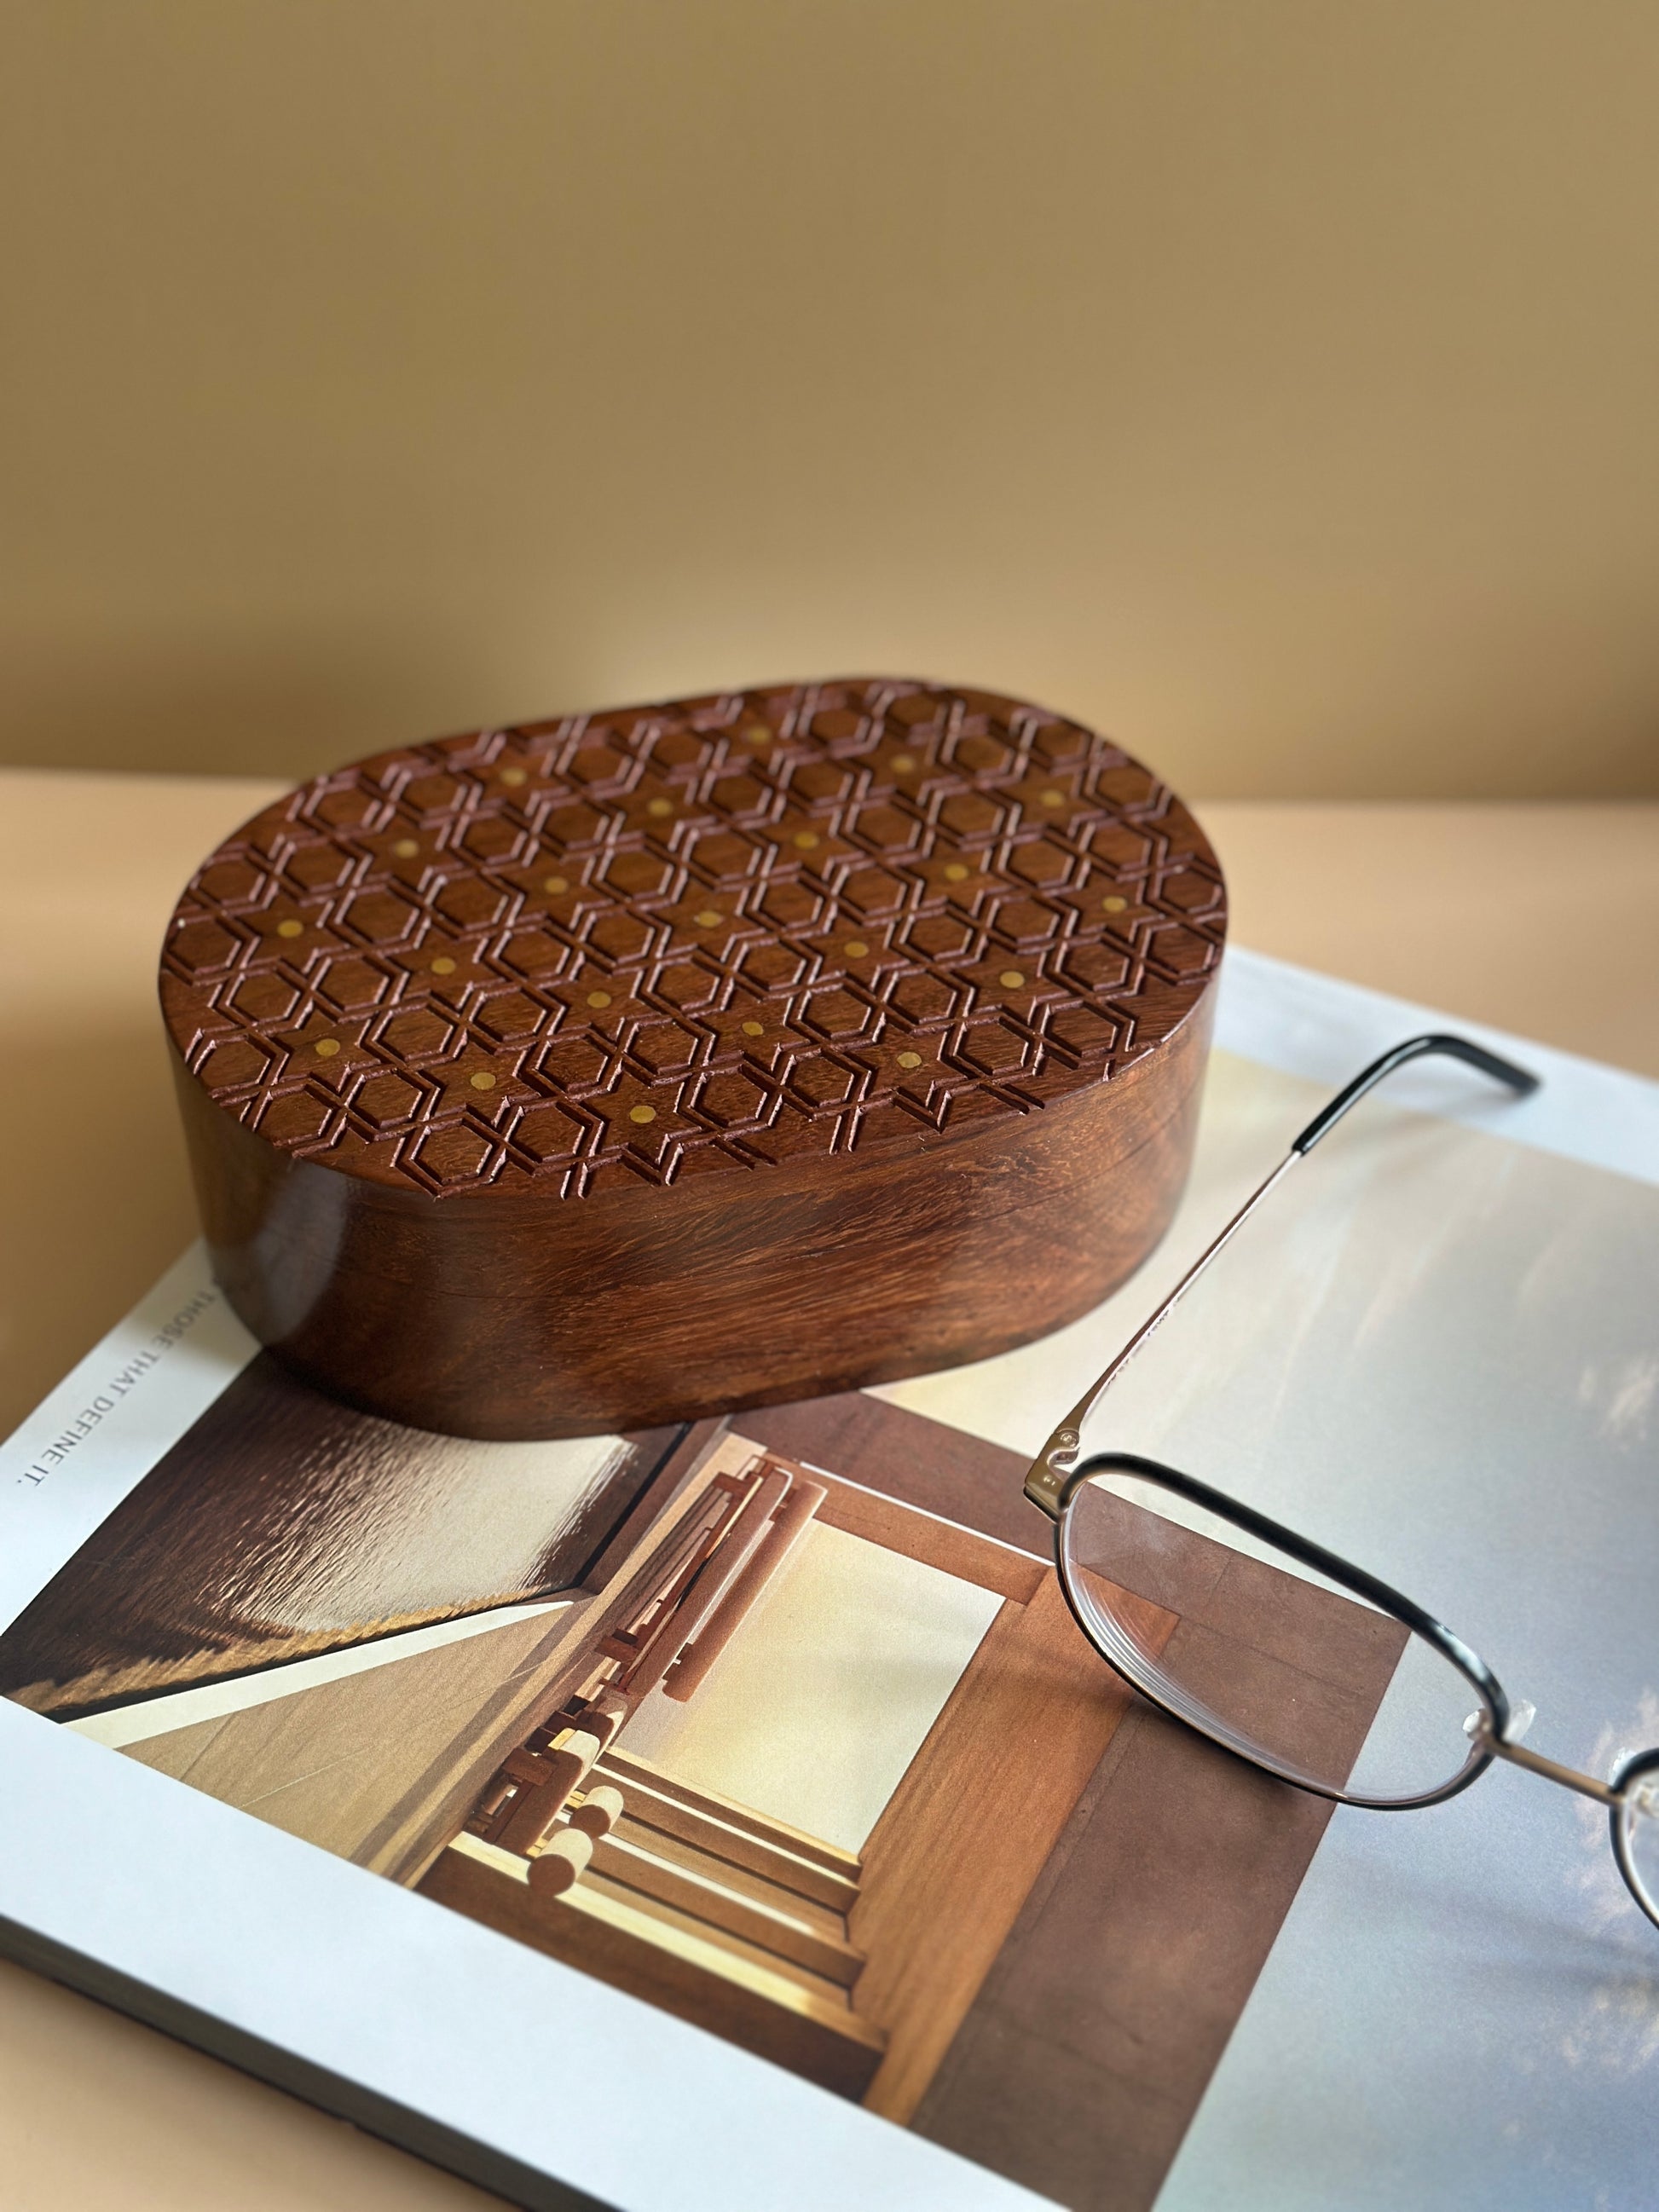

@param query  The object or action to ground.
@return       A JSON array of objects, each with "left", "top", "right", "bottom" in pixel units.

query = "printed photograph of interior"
[{"left": 0, "top": 1352, "right": 1399, "bottom": 2212}]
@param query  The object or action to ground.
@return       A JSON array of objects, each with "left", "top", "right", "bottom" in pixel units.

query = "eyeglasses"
[{"left": 1022, "top": 1032, "right": 1659, "bottom": 1932}]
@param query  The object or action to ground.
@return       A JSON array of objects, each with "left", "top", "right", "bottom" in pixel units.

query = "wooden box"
[{"left": 159, "top": 679, "right": 1226, "bottom": 1436}]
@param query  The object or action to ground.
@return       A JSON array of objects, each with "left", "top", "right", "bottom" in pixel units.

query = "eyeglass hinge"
[{"left": 1024, "top": 1427, "right": 1080, "bottom": 1520}]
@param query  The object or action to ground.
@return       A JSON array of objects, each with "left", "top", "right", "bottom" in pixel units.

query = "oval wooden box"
[{"left": 160, "top": 679, "right": 1226, "bottom": 1438}]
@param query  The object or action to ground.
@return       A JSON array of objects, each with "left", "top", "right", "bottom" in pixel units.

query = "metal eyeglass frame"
[{"left": 1020, "top": 1032, "right": 1659, "bottom": 1931}]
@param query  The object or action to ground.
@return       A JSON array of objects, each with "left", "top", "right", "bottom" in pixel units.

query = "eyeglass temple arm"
[
  {"left": 1025, "top": 1031, "right": 1540, "bottom": 1517},
  {"left": 1289, "top": 1032, "right": 1538, "bottom": 1155}
]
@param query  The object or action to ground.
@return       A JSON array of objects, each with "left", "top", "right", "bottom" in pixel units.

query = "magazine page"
[{"left": 1, "top": 950, "right": 1655, "bottom": 2211}]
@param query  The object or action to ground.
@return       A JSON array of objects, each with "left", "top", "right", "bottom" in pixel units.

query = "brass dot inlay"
[
  {"left": 629, "top": 1104, "right": 656, "bottom": 1125},
  {"left": 165, "top": 681, "right": 1224, "bottom": 1200}
]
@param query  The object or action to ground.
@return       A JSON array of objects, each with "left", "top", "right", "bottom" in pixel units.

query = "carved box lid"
[{"left": 159, "top": 679, "right": 1225, "bottom": 1199}]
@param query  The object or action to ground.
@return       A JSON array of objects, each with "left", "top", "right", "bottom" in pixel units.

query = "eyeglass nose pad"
[{"left": 1465, "top": 1698, "right": 1535, "bottom": 1743}]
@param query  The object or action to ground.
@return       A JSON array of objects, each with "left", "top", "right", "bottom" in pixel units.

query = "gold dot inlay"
[
  {"left": 629, "top": 1104, "right": 656, "bottom": 1124},
  {"left": 164, "top": 682, "right": 1224, "bottom": 1199}
]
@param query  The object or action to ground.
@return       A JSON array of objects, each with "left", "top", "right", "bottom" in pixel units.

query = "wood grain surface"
[
  {"left": 160, "top": 680, "right": 1224, "bottom": 1434},
  {"left": 634, "top": 1404, "right": 1399, "bottom": 2207},
  {"left": 853, "top": 1574, "right": 1164, "bottom": 2124},
  {"left": 0, "top": 1353, "right": 681, "bottom": 1718},
  {"left": 420, "top": 1833, "right": 889, "bottom": 2099}
]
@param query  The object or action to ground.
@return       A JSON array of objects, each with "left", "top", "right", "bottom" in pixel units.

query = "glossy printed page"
[
  {"left": 0, "top": 1353, "right": 672, "bottom": 1717},
  {"left": 881, "top": 1026, "right": 1659, "bottom": 2212},
  {"left": 2, "top": 951, "right": 1655, "bottom": 2212}
]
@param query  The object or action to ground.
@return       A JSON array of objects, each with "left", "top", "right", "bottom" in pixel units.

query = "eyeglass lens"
[{"left": 1056, "top": 1472, "right": 1487, "bottom": 1806}]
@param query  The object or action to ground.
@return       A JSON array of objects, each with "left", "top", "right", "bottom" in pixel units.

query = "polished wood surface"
[
  {"left": 414, "top": 1407, "right": 1403, "bottom": 2199},
  {"left": 523, "top": 1827, "right": 591, "bottom": 1896},
  {"left": 565, "top": 1783, "right": 624, "bottom": 1839},
  {"left": 807, "top": 1467, "right": 1047, "bottom": 1604},
  {"left": 662, "top": 1476, "right": 824, "bottom": 1701},
  {"left": 101, "top": 1424, "right": 733, "bottom": 1886},
  {"left": 495, "top": 1731, "right": 602, "bottom": 1855},
  {"left": 582, "top": 1828, "right": 861, "bottom": 1985},
  {"left": 0, "top": 1351, "right": 680, "bottom": 1718},
  {"left": 5, "top": 775, "right": 1651, "bottom": 1450},
  {"left": 3, "top": 777, "right": 1654, "bottom": 2212},
  {"left": 598, "top": 1747, "right": 863, "bottom": 1880},
  {"left": 725, "top": 1396, "right": 1402, "bottom": 2207},
  {"left": 422, "top": 1828, "right": 888, "bottom": 2101},
  {"left": 854, "top": 1575, "right": 1165, "bottom": 2125},
  {"left": 591, "top": 1764, "right": 860, "bottom": 1917},
  {"left": 160, "top": 681, "right": 1223, "bottom": 1435}
]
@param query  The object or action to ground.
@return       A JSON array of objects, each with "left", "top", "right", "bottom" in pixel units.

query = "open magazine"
[{"left": 2, "top": 949, "right": 1655, "bottom": 2212}]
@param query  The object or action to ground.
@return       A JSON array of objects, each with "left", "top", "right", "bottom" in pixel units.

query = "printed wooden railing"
[
  {"left": 662, "top": 1476, "right": 825, "bottom": 1701},
  {"left": 423, "top": 1757, "right": 884, "bottom": 2099},
  {"left": 467, "top": 1453, "right": 824, "bottom": 1858},
  {"left": 434, "top": 1450, "right": 882, "bottom": 2096}
]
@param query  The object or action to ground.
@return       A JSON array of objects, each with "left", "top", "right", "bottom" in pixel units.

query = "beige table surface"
[{"left": 2, "top": 771, "right": 1656, "bottom": 2212}]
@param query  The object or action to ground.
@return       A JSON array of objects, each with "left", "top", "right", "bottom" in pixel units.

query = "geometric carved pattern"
[{"left": 160, "top": 678, "right": 1225, "bottom": 1198}]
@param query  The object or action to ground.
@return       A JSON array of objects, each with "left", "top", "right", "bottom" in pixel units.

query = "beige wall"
[{"left": 3, "top": 2, "right": 1657, "bottom": 798}]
